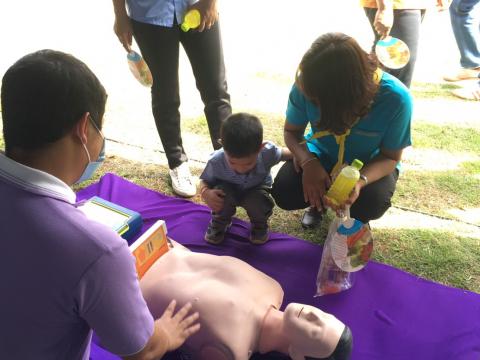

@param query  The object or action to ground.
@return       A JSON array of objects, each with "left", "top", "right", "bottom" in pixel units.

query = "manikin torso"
[{"left": 140, "top": 244, "right": 283, "bottom": 360}]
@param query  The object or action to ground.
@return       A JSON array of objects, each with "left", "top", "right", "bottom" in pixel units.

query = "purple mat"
[{"left": 79, "top": 174, "right": 480, "bottom": 360}]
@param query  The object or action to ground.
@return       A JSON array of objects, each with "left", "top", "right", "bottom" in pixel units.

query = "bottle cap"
[
  {"left": 351, "top": 159, "right": 363, "bottom": 170},
  {"left": 181, "top": 9, "right": 201, "bottom": 32}
]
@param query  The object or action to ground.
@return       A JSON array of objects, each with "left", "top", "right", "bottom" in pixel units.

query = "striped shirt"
[{"left": 200, "top": 141, "right": 282, "bottom": 191}]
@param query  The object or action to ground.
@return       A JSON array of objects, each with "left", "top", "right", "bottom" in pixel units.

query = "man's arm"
[
  {"left": 374, "top": 0, "right": 394, "bottom": 38},
  {"left": 112, "top": 0, "right": 132, "bottom": 52},
  {"left": 123, "top": 301, "right": 200, "bottom": 360},
  {"left": 76, "top": 237, "right": 199, "bottom": 359},
  {"left": 189, "top": 0, "right": 218, "bottom": 32}
]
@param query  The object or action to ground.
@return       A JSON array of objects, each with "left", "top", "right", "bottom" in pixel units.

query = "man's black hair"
[
  {"left": 1, "top": 49, "right": 107, "bottom": 154},
  {"left": 221, "top": 113, "right": 263, "bottom": 158}
]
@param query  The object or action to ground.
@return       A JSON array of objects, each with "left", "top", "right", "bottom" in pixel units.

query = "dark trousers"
[
  {"left": 365, "top": 8, "right": 426, "bottom": 88},
  {"left": 271, "top": 160, "right": 399, "bottom": 224},
  {"left": 132, "top": 18, "right": 232, "bottom": 169},
  {"left": 212, "top": 182, "right": 275, "bottom": 228}
]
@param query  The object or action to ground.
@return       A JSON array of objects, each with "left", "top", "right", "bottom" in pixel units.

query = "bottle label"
[{"left": 331, "top": 221, "right": 373, "bottom": 272}]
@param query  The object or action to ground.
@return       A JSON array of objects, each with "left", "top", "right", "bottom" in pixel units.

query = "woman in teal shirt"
[{"left": 272, "top": 32, "right": 413, "bottom": 227}]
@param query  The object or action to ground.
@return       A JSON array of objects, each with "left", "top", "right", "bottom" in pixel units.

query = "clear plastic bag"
[{"left": 315, "top": 212, "right": 373, "bottom": 296}]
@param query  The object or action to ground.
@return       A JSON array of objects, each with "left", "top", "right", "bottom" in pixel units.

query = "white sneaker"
[{"left": 169, "top": 162, "right": 196, "bottom": 197}]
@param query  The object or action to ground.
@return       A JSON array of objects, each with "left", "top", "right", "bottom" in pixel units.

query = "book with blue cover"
[{"left": 77, "top": 196, "right": 143, "bottom": 241}]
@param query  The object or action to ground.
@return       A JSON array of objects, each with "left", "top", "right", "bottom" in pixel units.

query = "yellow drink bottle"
[
  {"left": 181, "top": 9, "right": 201, "bottom": 32},
  {"left": 326, "top": 159, "right": 364, "bottom": 206}
]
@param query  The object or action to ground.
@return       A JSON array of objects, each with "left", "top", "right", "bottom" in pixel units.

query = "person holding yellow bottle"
[
  {"left": 112, "top": 0, "right": 232, "bottom": 198},
  {"left": 271, "top": 32, "right": 413, "bottom": 227}
]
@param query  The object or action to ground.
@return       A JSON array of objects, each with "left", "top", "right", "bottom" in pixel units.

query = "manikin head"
[
  {"left": 220, "top": 112, "right": 264, "bottom": 174},
  {"left": 284, "top": 303, "right": 353, "bottom": 360}
]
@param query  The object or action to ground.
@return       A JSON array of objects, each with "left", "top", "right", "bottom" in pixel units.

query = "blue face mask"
[{"left": 75, "top": 118, "right": 106, "bottom": 184}]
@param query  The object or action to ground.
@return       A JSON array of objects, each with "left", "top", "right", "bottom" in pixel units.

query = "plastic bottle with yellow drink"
[
  {"left": 325, "top": 159, "right": 364, "bottom": 206},
  {"left": 181, "top": 9, "right": 201, "bottom": 32}
]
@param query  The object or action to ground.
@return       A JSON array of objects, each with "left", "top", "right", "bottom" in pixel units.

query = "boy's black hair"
[
  {"left": 221, "top": 113, "right": 263, "bottom": 158},
  {"left": 1, "top": 49, "right": 107, "bottom": 154}
]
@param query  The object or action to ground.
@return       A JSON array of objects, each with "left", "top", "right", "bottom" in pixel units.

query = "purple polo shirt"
[{"left": 0, "top": 153, "right": 153, "bottom": 359}]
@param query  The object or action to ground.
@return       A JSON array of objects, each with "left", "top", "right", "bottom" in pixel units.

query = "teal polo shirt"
[{"left": 286, "top": 71, "right": 413, "bottom": 172}]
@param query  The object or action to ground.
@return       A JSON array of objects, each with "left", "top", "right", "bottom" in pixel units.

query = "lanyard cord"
[{"left": 300, "top": 68, "right": 383, "bottom": 175}]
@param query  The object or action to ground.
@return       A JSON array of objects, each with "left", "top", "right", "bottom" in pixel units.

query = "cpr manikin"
[{"left": 140, "top": 242, "right": 353, "bottom": 360}]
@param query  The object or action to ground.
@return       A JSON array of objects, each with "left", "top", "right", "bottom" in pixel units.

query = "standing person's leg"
[
  {"left": 205, "top": 182, "right": 238, "bottom": 244},
  {"left": 132, "top": 20, "right": 196, "bottom": 197},
  {"left": 180, "top": 20, "right": 232, "bottom": 150},
  {"left": 388, "top": 9, "right": 424, "bottom": 88},
  {"left": 131, "top": 20, "right": 186, "bottom": 169},
  {"left": 241, "top": 186, "right": 275, "bottom": 245},
  {"left": 449, "top": 0, "right": 480, "bottom": 69},
  {"left": 350, "top": 170, "right": 399, "bottom": 224},
  {"left": 364, "top": 8, "right": 423, "bottom": 88}
]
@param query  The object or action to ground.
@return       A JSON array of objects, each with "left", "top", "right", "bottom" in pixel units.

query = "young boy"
[{"left": 199, "top": 113, "right": 292, "bottom": 245}]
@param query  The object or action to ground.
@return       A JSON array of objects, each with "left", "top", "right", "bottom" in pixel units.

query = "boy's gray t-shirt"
[{"left": 200, "top": 141, "right": 282, "bottom": 190}]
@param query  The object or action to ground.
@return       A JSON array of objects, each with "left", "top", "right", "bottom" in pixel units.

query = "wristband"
[{"left": 359, "top": 174, "right": 368, "bottom": 185}]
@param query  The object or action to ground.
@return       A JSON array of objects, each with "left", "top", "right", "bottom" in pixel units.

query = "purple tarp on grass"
[{"left": 79, "top": 174, "right": 480, "bottom": 360}]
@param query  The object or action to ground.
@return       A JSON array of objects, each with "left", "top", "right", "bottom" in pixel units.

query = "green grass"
[
  {"left": 394, "top": 160, "right": 480, "bottom": 220},
  {"left": 395, "top": 122, "right": 480, "bottom": 222},
  {"left": 411, "top": 81, "right": 461, "bottom": 100},
  {"left": 412, "top": 122, "right": 480, "bottom": 153},
  {"left": 182, "top": 111, "right": 286, "bottom": 145},
  {"left": 373, "top": 228, "right": 480, "bottom": 293}
]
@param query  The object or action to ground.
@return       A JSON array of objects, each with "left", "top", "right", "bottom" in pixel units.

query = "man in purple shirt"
[{"left": 0, "top": 50, "right": 200, "bottom": 360}]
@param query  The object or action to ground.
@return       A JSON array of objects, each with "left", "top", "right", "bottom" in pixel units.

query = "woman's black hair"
[{"left": 296, "top": 32, "right": 378, "bottom": 135}]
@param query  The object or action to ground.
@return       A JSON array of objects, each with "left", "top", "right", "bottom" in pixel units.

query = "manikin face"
[
  {"left": 224, "top": 152, "right": 259, "bottom": 174},
  {"left": 284, "top": 303, "right": 345, "bottom": 360}
]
